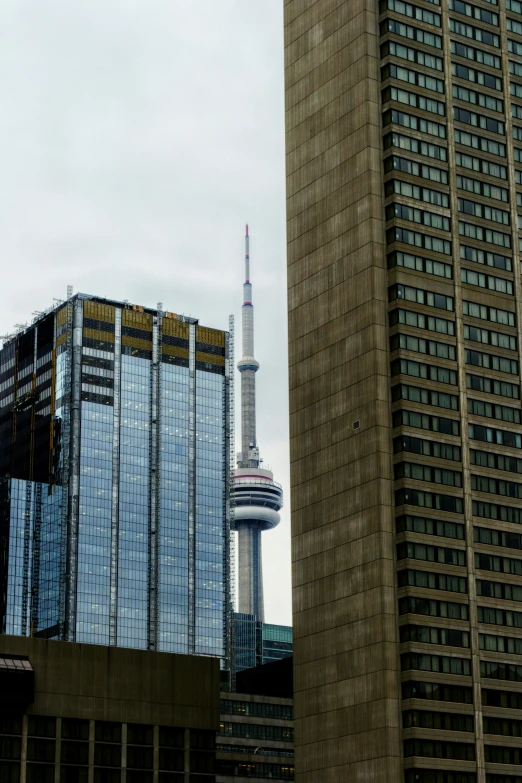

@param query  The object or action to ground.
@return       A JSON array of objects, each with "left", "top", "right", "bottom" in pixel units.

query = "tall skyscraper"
[
  {"left": 0, "top": 294, "right": 232, "bottom": 662},
  {"left": 285, "top": 1, "right": 522, "bottom": 780},
  {"left": 233, "top": 228, "right": 283, "bottom": 621}
]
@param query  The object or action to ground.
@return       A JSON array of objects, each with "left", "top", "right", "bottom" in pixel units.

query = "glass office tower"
[
  {"left": 0, "top": 295, "right": 232, "bottom": 663},
  {"left": 232, "top": 613, "right": 293, "bottom": 673},
  {"left": 285, "top": 0, "right": 522, "bottom": 780}
]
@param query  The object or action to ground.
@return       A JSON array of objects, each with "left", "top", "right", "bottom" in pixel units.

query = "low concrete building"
[
  {"left": 0, "top": 635, "right": 220, "bottom": 782},
  {"left": 216, "top": 658, "right": 294, "bottom": 782}
]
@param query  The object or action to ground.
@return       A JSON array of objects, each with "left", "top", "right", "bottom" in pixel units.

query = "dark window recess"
[
  {"left": 195, "top": 360, "right": 224, "bottom": 375},
  {"left": 190, "top": 730, "right": 215, "bottom": 750},
  {"left": 400, "top": 624, "right": 469, "bottom": 648},
  {"left": 482, "top": 688, "right": 522, "bottom": 709},
  {"left": 196, "top": 341, "right": 224, "bottom": 356},
  {"left": 405, "top": 771, "right": 476, "bottom": 783},
  {"left": 0, "top": 717, "right": 22, "bottom": 736},
  {"left": 396, "top": 515, "right": 465, "bottom": 540},
  {"left": 121, "top": 325, "right": 152, "bottom": 341},
  {"left": 0, "top": 761, "right": 20, "bottom": 783},
  {"left": 82, "top": 356, "right": 114, "bottom": 371},
  {"left": 399, "top": 596, "right": 468, "bottom": 621},
  {"left": 81, "top": 374, "right": 114, "bottom": 389},
  {"left": 162, "top": 334, "right": 189, "bottom": 349},
  {"left": 60, "top": 740, "right": 89, "bottom": 765},
  {"left": 485, "top": 745, "right": 522, "bottom": 765},
  {"left": 94, "top": 744, "right": 121, "bottom": 767},
  {"left": 27, "top": 739, "right": 54, "bottom": 763},
  {"left": 0, "top": 738, "right": 21, "bottom": 761},
  {"left": 95, "top": 722, "right": 121, "bottom": 744},
  {"left": 403, "top": 710, "right": 473, "bottom": 732},
  {"left": 127, "top": 725, "right": 153, "bottom": 746},
  {"left": 158, "top": 774, "right": 185, "bottom": 783},
  {"left": 126, "top": 772, "right": 153, "bottom": 783},
  {"left": 158, "top": 748, "right": 184, "bottom": 771},
  {"left": 83, "top": 318, "right": 115, "bottom": 334},
  {"left": 395, "top": 487, "right": 463, "bottom": 514},
  {"left": 398, "top": 569, "right": 467, "bottom": 593},
  {"left": 121, "top": 346, "right": 152, "bottom": 361},
  {"left": 26, "top": 764, "right": 54, "bottom": 783},
  {"left": 481, "top": 659, "right": 522, "bottom": 683},
  {"left": 402, "top": 679, "right": 473, "bottom": 702},
  {"left": 81, "top": 391, "right": 114, "bottom": 407},
  {"left": 27, "top": 717, "right": 56, "bottom": 738},
  {"left": 159, "top": 727, "right": 184, "bottom": 748},
  {"left": 60, "top": 768, "right": 88, "bottom": 783},
  {"left": 475, "top": 526, "right": 522, "bottom": 550},
  {"left": 82, "top": 337, "right": 114, "bottom": 354},
  {"left": 404, "top": 738, "right": 475, "bottom": 761},
  {"left": 93, "top": 771, "right": 121, "bottom": 783},
  {"left": 161, "top": 355, "right": 189, "bottom": 369},
  {"left": 126, "top": 746, "right": 153, "bottom": 770},
  {"left": 484, "top": 715, "right": 522, "bottom": 737},
  {"left": 397, "top": 541, "right": 465, "bottom": 566}
]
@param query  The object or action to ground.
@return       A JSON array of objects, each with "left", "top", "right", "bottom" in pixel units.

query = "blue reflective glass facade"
[{"left": 0, "top": 296, "right": 231, "bottom": 666}]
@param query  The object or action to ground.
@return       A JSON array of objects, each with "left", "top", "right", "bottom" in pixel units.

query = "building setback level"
[{"left": 285, "top": 0, "right": 522, "bottom": 780}]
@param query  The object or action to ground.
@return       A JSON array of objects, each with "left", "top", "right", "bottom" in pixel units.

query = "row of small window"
[
  {"left": 468, "top": 397, "right": 520, "bottom": 423},
  {"left": 404, "top": 739, "right": 475, "bottom": 761},
  {"left": 458, "top": 175, "right": 508, "bottom": 203},
  {"left": 392, "top": 358, "right": 456, "bottom": 386},
  {"left": 382, "top": 86, "right": 445, "bottom": 117},
  {"left": 388, "top": 252, "right": 452, "bottom": 280},
  {"left": 451, "top": 17, "right": 499, "bottom": 47},
  {"left": 398, "top": 568, "right": 467, "bottom": 593},
  {"left": 402, "top": 674, "right": 471, "bottom": 698},
  {"left": 382, "top": 63, "right": 444, "bottom": 94},
  {"left": 474, "top": 498, "right": 522, "bottom": 524},
  {"left": 393, "top": 382, "right": 459, "bottom": 411},
  {"left": 473, "top": 473, "right": 522, "bottom": 500},
  {"left": 459, "top": 197, "right": 509, "bottom": 226},
  {"left": 480, "top": 633, "right": 522, "bottom": 661},
  {"left": 381, "top": 40, "right": 442, "bottom": 71},
  {"left": 389, "top": 284, "right": 453, "bottom": 311},
  {"left": 380, "top": 0, "right": 441, "bottom": 27},
  {"left": 396, "top": 487, "right": 463, "bottom": 513},
  {"left": 479, "top": 604, "right": 522, "bottom": 630},
  {"left": 466, "top": 348, "right": 519, "bottom": 375},
  {"left": 476, "top": 550, "right": 522, "bottom": 575},
  {"left": 396, "top": 513, "right": 464, "bottom": 539},
  {"left": 386, "top": 178, "right": 448, "bottom": 207},
  {"left": 384, "top": 132, "right": 446, "bottom": 162},
  {"left": 400, "top": 595, "right": 468, "bottom": 620},
  {"left": 459, "top": 221, "right": 511, "bottom": 250},
  {"left": 394, "top": 434, "right": 461, "bottom": 462},
  {"left": 381, "top": 19, "right": 442, "bottom": 50},
  {"left": 403, "top": 708, "right": 472, "bottom": 732},
  {"left": 391, "top": 333, "right": 456, "bottom": 361},
  {"left": 455, "top": 107, "right": 504, "bottom": 136},
  {"left": 453, "top": 84, "right": 503, "bottom": 114},
  {"left": 465, "top": 324, "right": 517, "bottom": 351},
  {"left": 390, "top": 307, "right": 454, "bottom": 336},
  {"left": 450, "top": 0, "right": 498, "bottom": 27},
  {"left": 388, "top": 226, "right": 450, "bottom": 255},
  {"left": 397, "top": 540, "right": 465, "bottom": 565},
  {"left": 400, "top": 623, "right": 469, "bottom": 648},
  {"left": 475, "top": 523, "right": 522, "bottom": 550},
  {"left": 394, "top": 408, "right": 460, "bottom": 437},
  {"left": 383, "top": 108, "right": 446, "bottom": 139},
  {"left": 456, "top": 128, "right": 505, "bottom": 159}
]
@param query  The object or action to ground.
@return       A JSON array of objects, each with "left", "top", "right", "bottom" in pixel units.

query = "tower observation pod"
[{"left": 232, "top": 226, "right": 283, "bottom": 622}]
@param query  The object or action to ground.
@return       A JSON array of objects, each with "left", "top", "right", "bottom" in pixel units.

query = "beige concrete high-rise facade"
[{"left": 285, "top": 0, "right": 522, "bottom": 780}]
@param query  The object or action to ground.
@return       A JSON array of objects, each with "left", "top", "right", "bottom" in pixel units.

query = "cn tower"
[{"left": 232, "top": 226, "right": 283, "bottom": 622}]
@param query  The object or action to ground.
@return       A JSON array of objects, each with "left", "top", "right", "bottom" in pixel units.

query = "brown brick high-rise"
[{"left": 285, "top": 0, "right": 522, "bottom": 780}]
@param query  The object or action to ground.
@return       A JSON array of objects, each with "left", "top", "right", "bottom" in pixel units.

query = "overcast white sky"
[{"left": 0, "top": 0, "right": 291, "bottom": 626}]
